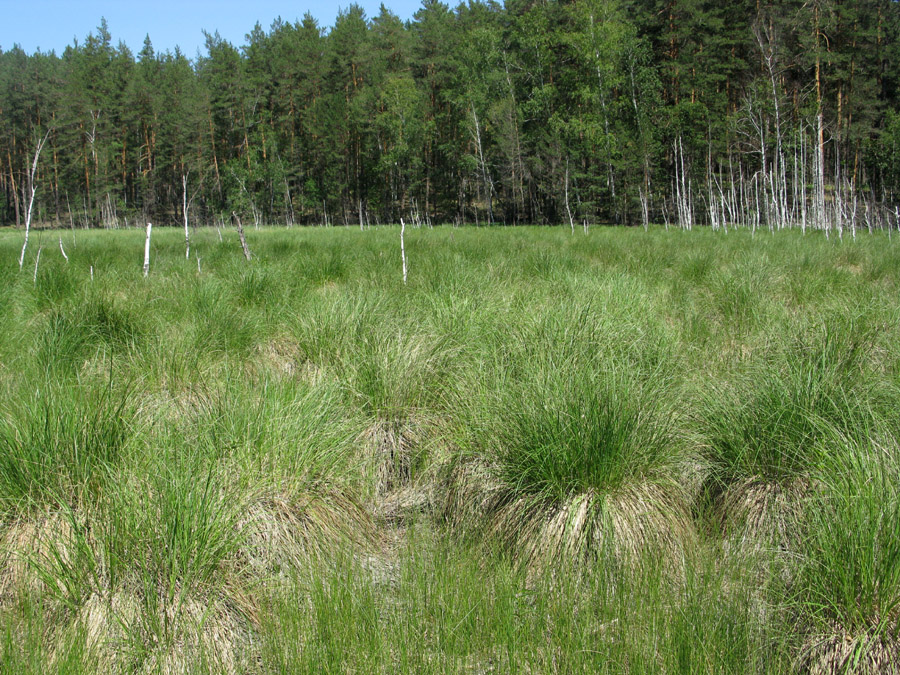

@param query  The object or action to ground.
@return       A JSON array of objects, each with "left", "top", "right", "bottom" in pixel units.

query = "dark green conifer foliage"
[{"left": 1, "top": 1, "right": 899, "bottom": 227}]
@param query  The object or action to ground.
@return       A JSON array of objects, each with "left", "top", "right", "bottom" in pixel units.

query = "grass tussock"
[
  {"left": 448, "top": 340, "right": 697, "bottom": 571},
  {"left": 700, "top": 316, "right": 883, "bottom": 552},
  {"left": 793, "top": 438, "right": 900, "bottom": 673}
]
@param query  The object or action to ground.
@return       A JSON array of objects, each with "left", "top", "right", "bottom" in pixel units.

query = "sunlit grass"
[{"left": 0, "top": 224, "right": 897, "bottom": 672}]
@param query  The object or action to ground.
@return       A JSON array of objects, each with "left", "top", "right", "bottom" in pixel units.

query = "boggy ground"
[{"left": 1, "top": 224, "right": 899, "bottom": 673}]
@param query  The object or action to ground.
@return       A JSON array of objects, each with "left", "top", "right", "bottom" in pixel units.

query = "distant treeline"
[{"left": 2, "top": 0, "right": 900, "bottom": 231}]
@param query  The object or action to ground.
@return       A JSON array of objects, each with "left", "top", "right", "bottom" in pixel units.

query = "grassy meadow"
[{"left": 0, "top": 224, "right": 899, "bottom": 673}]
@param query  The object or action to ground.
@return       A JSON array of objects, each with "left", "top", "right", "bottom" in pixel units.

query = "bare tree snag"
[
  {"left": 814, "top": 5, "right": 827, "bottom": 235},
  {"left": 33, "top": 244, "right": 43, "bottom": 285},
  {"left": 19, "top": 130, "right": 51, "bottom": 270},
  {"left": 58, "top": 235, "right": 68, "bottom": 263},
  {"left": 143, "top": 221, "right": 153, "bottom": 277},
  {"left": 400, "top": 218, "right": 408, "bottom": 285},
  {"left": 565, "top": 157, "right": 575, "bottom": 235},
  {"left": 182, "top": 173, "right": 191, "bottom": 259},
  {"left": 471, "top": 105, "right": 494, "bottom": 225},
  {"left": 233, "top": 211, "right": 252, "bottom": 261}
]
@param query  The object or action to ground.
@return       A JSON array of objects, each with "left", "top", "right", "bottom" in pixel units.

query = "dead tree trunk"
[
  {"left": 233, "top": 211, "right": 252, "bottom": 261},
  {"left": 564, "top": 157, "right": 575, "bottom": 234},
  {"left": 33, "top": 244, "right": 43, "bottom": 285},
  {"left": 814, "top": 6, "right": 827, "bottom": 236},
  {"left": 400, "top": 218, "right": 408, "bottom": 285},
  {"left": 471, "top": 105, "right": 494, "bottom": 225},
  {"left": 19, "top": 130, "right": 51, "bottom": 270},
  {"left": 182, "top": 173, "right": 191, "bottom": 259},
  {"left": 143, "top": 222, "right": 153, "bottom": 277}
]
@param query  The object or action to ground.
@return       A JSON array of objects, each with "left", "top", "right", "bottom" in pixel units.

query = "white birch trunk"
[
  {"left": 800, "top": 127, "right": 808, "bottom": 234},
  {"left": 284, "top": 180, "right": 294, "bottom": 227},
  {"left": 400, "top": 218, "right": 408, "bottom": 285},
  {"left": 564, "top": 158, "right": 575, "bottom": 234},
  {"left": 234, "top": 212, "right": 252, "bottom": 261},
  {"left": 471, "top": 106, "right": 493, "bottom": 225},
  {"left": 817, "top": 112, "right": 827, "bottom": 237},
  {"left": 19, "top": 130, "right": 51, "bottom": 270},
  {"left": 182, "top": 174, "right": 191, "bottom": 259},
  {"left": 639, "top": 187, "right": 650, "bottom": 232},
  {"left": 33, "top": 245, "right": 43, "bottom": 284},
  {"left": 143, "top": 222, "right": 153, "bottom": 277}
]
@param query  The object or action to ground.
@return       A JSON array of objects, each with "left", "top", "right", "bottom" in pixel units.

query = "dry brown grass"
[
  {"left": 361, "top": 418, "right": 419, "bottom": 500},
  {"left": 359, "top": 416, "right": 449, "bottom": 524},
  {"left": 501, "top": 482, "right": 696, "bottom": 573},
  {"left": 250, "top": 338, "right": 325, "bottom": 385},
  {"left": 444, "top": 459, "right": 697, "bottom": 575},
  {"left": 717, "top": 476, "right": 810, "bottom": 555},
  {"left": 442, "top": 459, "right": 507, "bottom": 535},
  {"left": 238, "top": 486, "right": 375, "bottom": 576},
  {"left": 2, "top": 514, "right": 260, "bottom": 674},
  {"left": 0, "top": 511, "right": 74, "bottom": 605},
  {"left": 798, "top": 624, "right": 900, "bottom": 674},
  {"left": 1, "top": 483, "right": 375, "bottom": 673},
  {"left": 49, "top": 590, "right": 259, "bottom": 675}
]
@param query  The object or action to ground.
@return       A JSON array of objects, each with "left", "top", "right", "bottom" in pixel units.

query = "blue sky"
[{"left": 0, "top": 1, "right": 426, "bottom": 59}]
